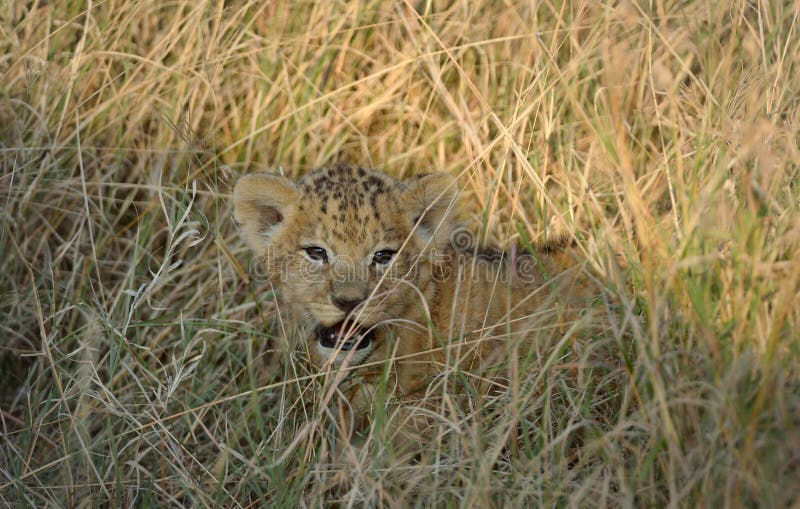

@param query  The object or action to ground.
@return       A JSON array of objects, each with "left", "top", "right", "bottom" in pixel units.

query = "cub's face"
[{"left": 234, "top": 165, "right": 458, "bottom": 367}]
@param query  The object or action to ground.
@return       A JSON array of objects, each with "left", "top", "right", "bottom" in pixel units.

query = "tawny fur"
[{"left": 234, "top": 164, "right": 597, "bottom": 429}]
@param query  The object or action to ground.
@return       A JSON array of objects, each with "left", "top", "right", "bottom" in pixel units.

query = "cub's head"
[{"left": 234, "top": 164, "right": 458, "bottom": 366}]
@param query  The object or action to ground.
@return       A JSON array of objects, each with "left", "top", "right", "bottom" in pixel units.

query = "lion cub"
[{"left": 234, "top": 164, "right": 592, "bottom": 420}]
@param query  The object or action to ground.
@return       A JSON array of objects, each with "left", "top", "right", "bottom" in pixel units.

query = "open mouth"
[{"left": 316, "top": 321, "right": 374, "bottom": 351}]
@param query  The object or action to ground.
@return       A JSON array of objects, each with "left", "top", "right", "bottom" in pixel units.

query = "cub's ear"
[
  {"left": 401, "top": 173, "right": 459, "bottom": 248},
  {"left": 233, "top": 173, "right": 298, "bottom": 253}
]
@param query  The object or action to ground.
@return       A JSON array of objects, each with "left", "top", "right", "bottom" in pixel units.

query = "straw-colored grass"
[{"left": 2, "top": 1, "right": 798, "bottom": 506}]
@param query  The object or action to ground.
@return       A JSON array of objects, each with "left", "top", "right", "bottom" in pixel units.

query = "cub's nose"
[
  {"left": 332, "top": 296, "right": 363, "bottom": 313},
  {"left": 331, "top": 280, "right": 368, "bottom": 313}
]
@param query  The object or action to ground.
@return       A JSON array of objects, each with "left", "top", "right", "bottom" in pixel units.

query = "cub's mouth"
[{"left": 316, "top": 321, "right": 374, "bottom": 351}]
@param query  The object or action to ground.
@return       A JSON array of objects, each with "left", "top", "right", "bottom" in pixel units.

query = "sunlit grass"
[{"left": 1, "top": 1, "right": 798, "bottom": 506}]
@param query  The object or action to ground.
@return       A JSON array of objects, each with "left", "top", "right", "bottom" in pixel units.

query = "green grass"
[{"left": 2, "top": 0, "right": 799, "bottom": 506}]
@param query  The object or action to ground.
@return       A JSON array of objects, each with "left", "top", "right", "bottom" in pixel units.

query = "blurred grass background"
[{"left": 1, "top": 0, "right": 799, "bottom": 506}]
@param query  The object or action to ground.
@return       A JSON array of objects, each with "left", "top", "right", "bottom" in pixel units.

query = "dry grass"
[{"left": 2, "top": 0, "right": 799, "bottom": 506}]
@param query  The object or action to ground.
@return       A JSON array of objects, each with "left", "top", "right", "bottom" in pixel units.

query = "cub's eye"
[
  {"left": 372, "top": 250, "right": 396, "bottom": 265},
  {"left": 304, "top": 246, "right": 328, "bottom": 263}
]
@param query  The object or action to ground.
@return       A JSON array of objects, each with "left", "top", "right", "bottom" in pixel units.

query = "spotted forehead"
[{"left": 295, "top": 165, "right": 405, "bottom": 245}]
